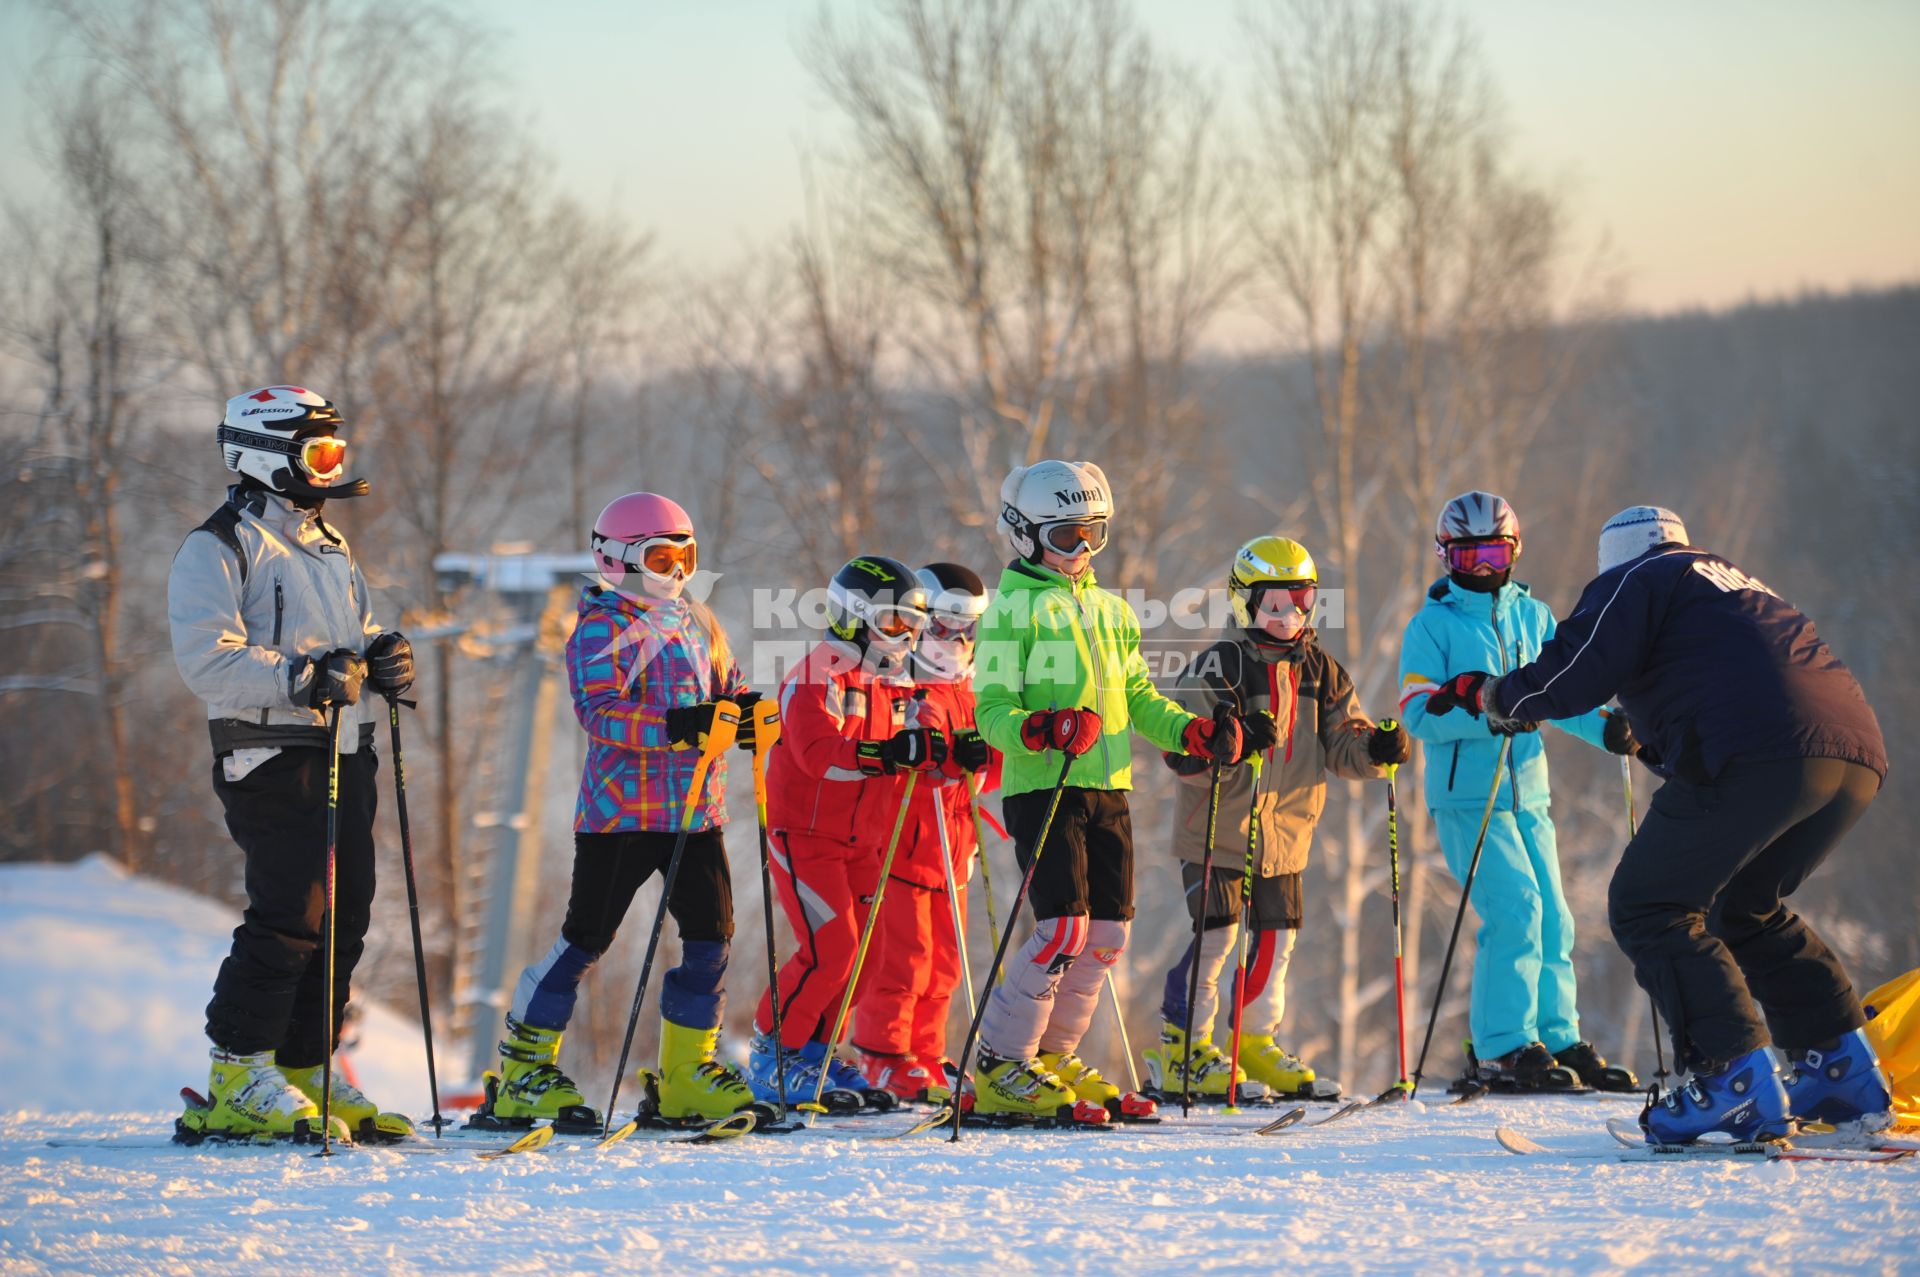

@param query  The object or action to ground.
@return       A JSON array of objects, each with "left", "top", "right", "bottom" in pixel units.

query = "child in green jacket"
[{"left": 969, "top": 459, "right": 1255, "bottom": 1121}]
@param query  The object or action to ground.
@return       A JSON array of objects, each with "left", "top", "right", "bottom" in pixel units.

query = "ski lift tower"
[{"left": 429, "top": 550, "right": 593, "bottom": 1080}]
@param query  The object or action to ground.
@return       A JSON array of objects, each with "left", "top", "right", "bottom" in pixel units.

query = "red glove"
[
  {"left": 1181, "top": 713, "right": 1243, "bottom": 765},
  {"left": 1425, "top": 671, "right": 1491, "bottom": 717},
  {"left": 1020, "top": 708, "right": 1104, "bottom": 758}
]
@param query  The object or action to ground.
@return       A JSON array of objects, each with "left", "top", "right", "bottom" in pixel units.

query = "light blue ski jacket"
[{"left": 1396, "top": 576, "right": 1610, "bottom": 811}]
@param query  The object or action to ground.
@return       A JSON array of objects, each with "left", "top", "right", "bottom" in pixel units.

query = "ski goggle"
[
  {"left": 867, "top": 605, "right": 928, "bottom": 639},
  {"left": 600, "top": 534, "right": 698, "bottom": 579},
  {"left": 1444, "top": 539, "right": 1516, "bottom": 573},
  {"left": 1252, "top": 582, "right": 1318, "bottom": 619},
  {"left": 925, "top": 614, "right": 978, "bottom": 642},
  {"left": 298, "top": 436, "right": 348, "bottom": 482},
  {"left": 1040, "top": 518, "right": 1110, "bottom": 555}
]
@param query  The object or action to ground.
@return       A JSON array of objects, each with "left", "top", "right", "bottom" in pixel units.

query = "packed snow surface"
[{"left": 3, "top": 860, "right": 1914, "bottom": 1276}]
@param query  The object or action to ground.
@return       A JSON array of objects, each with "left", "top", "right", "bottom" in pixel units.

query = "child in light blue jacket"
[{"left": 1397, "top": 491, "right": 1637, "bottom": 1092}]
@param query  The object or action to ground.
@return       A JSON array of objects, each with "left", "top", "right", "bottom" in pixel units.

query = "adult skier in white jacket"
[{"left": 167, "top": 386, "right": 413, "bottom": 1143}]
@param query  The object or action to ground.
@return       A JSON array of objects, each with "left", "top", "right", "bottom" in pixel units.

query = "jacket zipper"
[
  {"left": 1448, "top": 741, "right": 1461, "bottom": 790},
  {"left": 1490, "top": 604, "right": 1521, "bottom": 810},
  {"left": 266, "top": 578, "right": 286, "bottom": 726}
]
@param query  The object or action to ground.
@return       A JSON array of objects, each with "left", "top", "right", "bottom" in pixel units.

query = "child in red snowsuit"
[
  {"left": 852, "top": 564, "right": 997, "bottom": 1101},
  {"left": 747, "top": 556, "right": 948, "bottom": 1109}
]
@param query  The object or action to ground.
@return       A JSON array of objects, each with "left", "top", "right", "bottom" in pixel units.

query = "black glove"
[
  {"left": 952, "top": 728, "right": 992, "bottom": 773},
  {"left": 365, "top": 631, "right": 414, "bottom": 696},
  {"left": 290, "top": 648, "right": 367, "bottom": 710},
  {"left": 1424, "top": 670, "right": 1491, "bottom": 717},
  {"left": 1491, "top": 719, "right": 1540, "bottom": 736},
  {"left": 1238, "top": 710, "right": 1281, "bottom": 757},
  {"left": 666, "top": 702, "right": 725, "bottom": 750},
  {"left": 1367, "top": 720, "right": 1412, "bottom": 765},
  {"left": 1602, "top": 709, "right": 1638, "bottom": 756},
  {"left": 732, "top": 691, "right": 764, "bottom": 751},
  {"left": 857, "top": 728, "right": 948, "bottom": 775}
]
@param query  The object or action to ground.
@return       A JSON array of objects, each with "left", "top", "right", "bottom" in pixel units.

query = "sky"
[{"left": 2, "top": 0, "right": 1916, "bottom": 317}]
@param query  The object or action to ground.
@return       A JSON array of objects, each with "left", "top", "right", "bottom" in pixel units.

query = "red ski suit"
[
  {"left": 755, "top": 639, "right": 915, "bottom": 1049},
  {"left": 852, "top": 676, "right": 1000, "bottom": 1061}
]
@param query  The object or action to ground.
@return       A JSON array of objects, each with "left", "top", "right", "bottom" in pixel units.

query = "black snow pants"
[
  {"left": 205, "top": 742, "right": 379, "bottom": 1067},
  {"left": 1607, "top": 755, "right": 1879, "bottom": 1071}
]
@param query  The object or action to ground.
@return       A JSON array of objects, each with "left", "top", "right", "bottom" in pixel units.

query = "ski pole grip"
[
  {"left": 1378, "top": 717, "right": 1399, "bottom": 779},
  {"left": 751, "top": 696, "right": 782, "bottom": 756},
  {"left": 703, "top": 699, "right": 741, "bottom": 759}
]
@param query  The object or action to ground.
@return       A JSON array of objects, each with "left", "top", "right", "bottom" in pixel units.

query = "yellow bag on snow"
[{"left": 1862, "top": 967, "right": 1920, "bottom": 1126}]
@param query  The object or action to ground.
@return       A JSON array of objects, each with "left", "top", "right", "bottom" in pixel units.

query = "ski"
[
  {"left": 476, "top": 1126, "right": 555, "bottom": 1160},
  {"left": 1497, "top": 1122, "right": 1915, "bottom": 1164}
]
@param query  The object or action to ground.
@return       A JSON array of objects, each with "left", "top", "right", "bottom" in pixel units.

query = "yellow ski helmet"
[{"left": 1229, "top": 535, "right": 1318, "bottom": 629}]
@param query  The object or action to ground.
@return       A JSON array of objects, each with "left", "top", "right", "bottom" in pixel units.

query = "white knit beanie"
[{"left": 1598, "top": 506, "right": 1689, "bottom": 573}]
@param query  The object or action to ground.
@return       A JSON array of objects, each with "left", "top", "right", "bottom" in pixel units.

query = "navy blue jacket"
[{"left": 1491, "top": 547, "right": 1886, "bottom": 784}]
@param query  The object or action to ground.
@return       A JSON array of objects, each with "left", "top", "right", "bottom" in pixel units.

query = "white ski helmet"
[
  {"left": 914, "top": 562, "right": 989, "bottom": 680},
  {"left": 218, "top": 385, "right": 368, "bottom": 501},
  {"left": 1434, "top": 490, "right": 1521, "bottom": 557},
  {"left": 1598, "top": 506, "right": 1689, "bottom": 572},
  {"left": 998, "top": 459, "right": 1113, "bottom": 560}
]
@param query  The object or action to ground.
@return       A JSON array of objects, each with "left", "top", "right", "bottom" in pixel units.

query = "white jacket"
[{"left": 167, "top": 485, "right": 384, "bottom": 754}]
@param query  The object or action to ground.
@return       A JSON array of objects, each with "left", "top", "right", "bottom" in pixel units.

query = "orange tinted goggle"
[
  {"left": 869, "top": 606, "right": 927, "bottom": 639},
  {"left": 633, "top": 536, "right": 697, "bottom": 578},
  {"left": 1252, "top": 582, "right": 1317, "bottom": 618},
  {"left": 299, "top": 436, "right": 348, "bottom": 481}
]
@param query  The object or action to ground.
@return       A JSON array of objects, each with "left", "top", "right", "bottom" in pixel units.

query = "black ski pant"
[
  {"left": 1607, "top": 755, "right": 1878, "bottom": 1071},
  {"left": 206, "top": 744, "right": 378, "bottom": 1068}
]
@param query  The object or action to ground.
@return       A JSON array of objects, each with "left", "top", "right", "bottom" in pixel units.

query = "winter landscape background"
[{"left": 1, "top": 2, "right": 1915, "bottom": 1272}]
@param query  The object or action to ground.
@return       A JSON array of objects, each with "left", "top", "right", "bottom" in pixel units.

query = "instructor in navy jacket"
[{"left": 1420, "top": 506, "right": 1893, "bottom": 1143}]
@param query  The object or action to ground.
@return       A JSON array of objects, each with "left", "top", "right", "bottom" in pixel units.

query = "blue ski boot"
[
  {"left": 746, "top": 1032, "right": 863, "bottom": 1114},
  {"left": 1783, "top": 1029, "right": 1894, "bottom": 1135},
  {"left": 1642, "top": 1045, "right": 1790, "bottom": 1145},
  {"left": 825, "top": 1047, "right": 898, "bottom": 1112}
]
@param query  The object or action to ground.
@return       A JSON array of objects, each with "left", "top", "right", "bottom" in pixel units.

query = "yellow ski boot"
[
  {"left": 1144, "top": 1023, "right": 1242, "bottom": 1098},
  {"left": 969, "top": 1051, "right": 1102, "bottom": 1123},
  {"left": 1039, "top": 1051, "right": 1121, "bottom": 1106},
  {"left": 280, "top": 1063, "right": 415, "bottom": 1142},
  {"left": 657, "top": 1018, "right": 760, "bottom": 1122},
  {"left": 1240, "top": 1033, "right": 1317, "bottom": 1096},
  {"left": 477, "top": 1016, "right": 599, "bottom": 1132},
  {"left": 181, "top": 1048, "right": 350, "bottom": 1143}
]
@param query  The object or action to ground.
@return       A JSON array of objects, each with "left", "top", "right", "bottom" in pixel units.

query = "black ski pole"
[
  {"left": 1409, "top": 734, "right": 1512, "bottom": 1099},
  {"left": 602, "top": 701, "right": 740, "bottom": 1138},
  {"left": 748, "top": 698, "right": 788, "bottom": 1113},
  {"left": 1376, "top": 726, "right": 1411, "bottom": 1104},
  {"left": 948, "top": 747, "right": 1078, "bottom": 1144},
  {"left": 319, "top": 704, "right": 343, "bottom": 1157},
  {"left": 1182, "top": 702, "right": 1234, "bottom": 1117},
  {"left": 387, "top": 693, "right": 445, "bottom": 1136},
  {"left": 1223, "top": 753, "right": 1263, "bottom": 1112},
  {"left": 1621, "top": 753, "right": 1668, "bottom": 1090}
]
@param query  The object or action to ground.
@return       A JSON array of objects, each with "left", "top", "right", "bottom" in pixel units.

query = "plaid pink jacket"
[{"left": 567, "top": 587, "right": 748, "bottom": 834}]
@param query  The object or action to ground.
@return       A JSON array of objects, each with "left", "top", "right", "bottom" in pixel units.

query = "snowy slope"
[
  {"left": 0, "top": 856, "right": 430, "bottom": 1114},
  {"left": 2, "top": 859, "right": 1916, "bottom": 1276}
]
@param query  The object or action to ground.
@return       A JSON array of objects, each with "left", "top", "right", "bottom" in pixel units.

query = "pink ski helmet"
[{"left": 591, "top": 492, "right": 696, "bottom": 590}]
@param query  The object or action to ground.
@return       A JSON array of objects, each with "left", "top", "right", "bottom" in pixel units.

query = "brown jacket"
[{"left": 1165, "top": 632, "right": 1383, "bottom": 876}]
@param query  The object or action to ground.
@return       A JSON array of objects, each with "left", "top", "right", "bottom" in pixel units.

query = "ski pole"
[
  {"left": 1409, "top": 734, "right": 1512, "bottom": 1099},
  {"left": 802, "top": 694, "right": 932, "bottom": 1121},
  {"left": 1103, "top": 969, "right": 1141, "bottom": 1093},
  {"left": 319, "top": 704, "right": 342, "bottom": 1157},
  {"left": 1224, "top": 753, "right": 1263, "bottom": 1112},
  {"left": 1182, "top": 702, "right": 1234, "bottom": 1117},
  {"left": 1375, "top": 722, "right": 1412, "bottom": 1104},
  {"left": 601, "top": 700, "right": 740, "bottom": 1137},
  {"left": 1621, "top": 750, "right": 1668, "bottom": 1090},
  {"left": 949, "top": 748, "right": 1078, "bottom": 1143},
  {"left": 968, "top": 780, "right": 1002, "bottom": 964},
  {"left": 749, "top": 697, "right": 787, "bottom": 1113},
  {"left": 386, "top": 693, "right": 445, "bottom": 1136},
  {"left": 932, "top": 783, "right": 976, "bottom": 1021}
]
